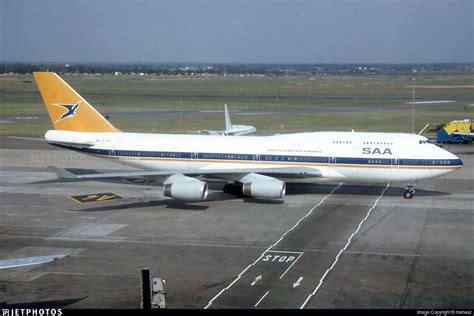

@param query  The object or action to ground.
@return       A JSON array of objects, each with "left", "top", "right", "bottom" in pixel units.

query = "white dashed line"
[
  {"left": 300, "top": 183, "right": 390, "bottom": 309},
  {"left": 254, "top": 291, "right": 270, "bottom": 307},
  {"left": 204, "top": 183, "right": 342, "bottom": 309}
]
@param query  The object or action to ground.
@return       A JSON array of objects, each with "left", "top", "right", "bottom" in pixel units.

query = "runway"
[{"left": 0, "top": 137, "right": 472, "bottom": 308}]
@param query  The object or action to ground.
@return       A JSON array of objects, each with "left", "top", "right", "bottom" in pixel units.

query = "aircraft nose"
[
  {"left": 443, "top": 148, "right": 463, "bottom": 167},
  {"left": 433, "top": 144, "right": 462, "bottom": 167}
]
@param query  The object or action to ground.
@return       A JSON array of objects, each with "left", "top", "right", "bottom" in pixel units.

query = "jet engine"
[
  {"left": 242, "top": 179, "right": 286, "bottom": 199},
  {"left": 163, "top": 175, "right": 208, "bottom": 201}
]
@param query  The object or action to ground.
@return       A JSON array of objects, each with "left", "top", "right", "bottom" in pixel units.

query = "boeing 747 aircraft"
[{"left": 34, "top": 72, "right": 462, "bottom": 201}]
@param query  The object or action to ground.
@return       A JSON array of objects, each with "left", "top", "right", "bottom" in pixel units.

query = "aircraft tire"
[{"left": 404, "top": 190, "right": 414, "bottom": 199}]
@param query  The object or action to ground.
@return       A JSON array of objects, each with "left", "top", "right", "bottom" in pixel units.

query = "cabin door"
[
  {"left": 253, "top": 154, "right": 260, "bottom": 165},
  {"left": 391, "top": 158, "right": 399, "bottom": 169}
]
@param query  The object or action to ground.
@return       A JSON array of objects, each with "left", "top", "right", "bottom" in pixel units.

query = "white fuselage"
[{"left": 45, "top": 130, "right": 462, "bottom": 184}]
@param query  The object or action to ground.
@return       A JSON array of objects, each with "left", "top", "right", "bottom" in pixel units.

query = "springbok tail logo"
[
  {"left": 34, "top": 72, "right": 119, "bottom": 132},
  {"left": 52, "top": 100, "right": 81, "bottom": 123}
]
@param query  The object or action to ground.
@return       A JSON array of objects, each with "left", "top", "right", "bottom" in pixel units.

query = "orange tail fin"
[{"left": 33, "top": 72, "right": 119, "bottom": 132}]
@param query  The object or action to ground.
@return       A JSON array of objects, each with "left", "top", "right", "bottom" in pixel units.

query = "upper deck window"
[{"left": 363, "top": 141, "right": 393, "bottom": 145}]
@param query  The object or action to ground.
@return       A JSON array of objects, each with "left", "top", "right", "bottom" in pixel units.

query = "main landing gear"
[
  {"left": 223, "top": 182, "right": 244, "bottom": 197},
  {"left": 403, "top": 181, "right": 417, "bottom": 199}
]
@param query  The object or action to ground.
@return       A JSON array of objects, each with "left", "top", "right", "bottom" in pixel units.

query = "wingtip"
[{"left": 47, "top": 165, "right": 78, "bottom": 179}]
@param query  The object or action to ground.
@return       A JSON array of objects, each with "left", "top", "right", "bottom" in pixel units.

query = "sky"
[{"left": 1, "top": 0, "right": 472, "bottom": 64}]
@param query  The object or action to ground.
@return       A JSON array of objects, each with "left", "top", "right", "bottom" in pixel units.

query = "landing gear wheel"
[
  {"left": 403, "top": 188, "right": 416, "bottom": 199},
  {"left": 223, "top": 183, "right": 244, "bottom": 197}
]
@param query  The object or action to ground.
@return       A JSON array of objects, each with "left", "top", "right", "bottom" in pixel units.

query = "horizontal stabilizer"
[{"left": 48, "top": 166, "right": 79, "bottom": 179}]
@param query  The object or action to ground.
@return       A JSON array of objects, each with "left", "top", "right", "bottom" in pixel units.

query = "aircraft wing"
[
  {"left": 48, "top": 166, "right": 322, "bottom": 182},
  {"left": 0, "top": 254, "right": 69, "bottom": 269}
]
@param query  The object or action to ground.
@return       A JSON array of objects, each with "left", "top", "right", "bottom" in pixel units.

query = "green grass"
[
  {"left": 0, "top": 73, "right": 472, "bottom": 136},
  {"left": 111, "top": 111, "right": 470, "bottom": 135}
]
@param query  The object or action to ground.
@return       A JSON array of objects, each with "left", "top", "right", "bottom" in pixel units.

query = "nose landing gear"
[{"left": 404, "top": 181, "right": 417, "bottom": 199}]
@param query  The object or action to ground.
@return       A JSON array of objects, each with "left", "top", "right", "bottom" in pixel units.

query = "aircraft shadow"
[
  {"left": 286, "top": 183, "right": 450, "bottom": 197},
  {"left": 68, "top": 188, "right": 284, "bottom": 212},
  {"left": 0, "top": 296, "right": 86, "bottom": 308},
  {"left": 66, "top": 184, "right": 449, "bottom": 212},
  {"left": 35, "top": 170, "right": 449, "bottom": 207},
  {"left": 32, "top": 168, "right": 159, "bottom": 186},
  {"left": 70, "top": 199, "right": 210, "bottom": 212},
  {"left": 35, "top": 176, "right": 452, "bottom": 198},
  {"left": 33, "top": 178, "right": 157, "bottom": 187}
]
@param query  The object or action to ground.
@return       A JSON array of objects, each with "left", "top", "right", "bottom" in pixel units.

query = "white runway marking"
[
  {"left": 250, "top": 275, "right": 262, "bottom": 286},
  {"left": 237, "top": 112, "right": 275, "bottom": 115},
  {"left": 293, "top": 277, "right": 304, "bottom": 288},
  {"left": 405, "top": 100, "right": 455, "bottom": 104},
  {"left": 204, "top": 183, "right": 342, "bottom": 309},
  {"left": 254, "top": 291, "right": 270, "bottom": 307},
  {"left": 279, "top": 252, "right": 304, "bottom": 279},
  {"left": 0, "top": 234, "right": 285, "bottom": 250},
  {"left": 2, "top": 234, "right": 421, "bottom": 259},
  {"left": 300, "top": 183, "right": 390, "bottom": 309}
]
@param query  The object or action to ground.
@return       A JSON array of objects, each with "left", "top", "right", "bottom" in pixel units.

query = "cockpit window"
[{"left": 419, "top": 140, "right": 428, "bottom": 144}]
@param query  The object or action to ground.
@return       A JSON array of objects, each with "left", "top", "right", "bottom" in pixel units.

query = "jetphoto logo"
[
  {"left": 30, "top": 152, "right": 88, "bottom": 164},
  {"left": 1, "top": 309, "right": 62, "bottom": 316}
]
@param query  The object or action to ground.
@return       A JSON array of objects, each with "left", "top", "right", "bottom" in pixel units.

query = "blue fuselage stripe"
[{"left": 79, "top": 147, "right": 462, "bottom": 167}]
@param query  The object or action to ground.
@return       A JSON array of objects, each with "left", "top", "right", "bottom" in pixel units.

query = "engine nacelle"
[
  {"left": 242, "top": 179, "right": 286, "bottom": 199},
  {"left": 163, "top": 175, "right": 208, "bottom": 201}
]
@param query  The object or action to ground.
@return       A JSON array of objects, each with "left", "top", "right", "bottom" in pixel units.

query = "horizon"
[
  {"left": 2, "top": 0, "right": 472, "bottom": 64},
  {"left": 3, "top": 61, "right": 473, "bottom": 66}
]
